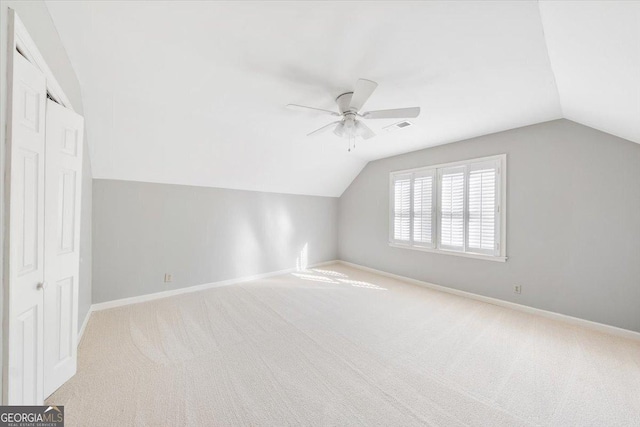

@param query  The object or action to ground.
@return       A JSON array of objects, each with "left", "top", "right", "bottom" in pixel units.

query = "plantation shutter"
[
  {"left": 392, "top": 174, "right": 412, "bottom": 242},
  {"left": 390, "top": 155, "right": 505, "bottom": 259},
  {"left": 467, "top": 161, "right": 499, "bottom": 255},
  {"left": 439, "top": 167, "right": 465, "bottom": 250},
  {"left": 413, "top": 171, "right": 435, "bottom": 246}
]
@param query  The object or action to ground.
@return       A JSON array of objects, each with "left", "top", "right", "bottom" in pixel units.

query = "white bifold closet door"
[
  {"left": 6, "top": 50, "right": 84, "bottom": 404},
  {"left": 6, "top": 51, "right": 47, "bottom": 405},
  {"left": 43, "top": 100, "right": 84, "bottom": 397}
]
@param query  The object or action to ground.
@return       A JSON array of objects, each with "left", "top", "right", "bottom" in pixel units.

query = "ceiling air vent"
[{"left": 383, "top": 121, "right": 413, "bottom": 132}]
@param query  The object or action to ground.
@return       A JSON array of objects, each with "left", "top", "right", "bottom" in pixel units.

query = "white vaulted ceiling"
[
  {"left": 539, "top": 1, "right": 640, "bottom": 144},
  {"left": 44, "top": 1, "right": 640, "bottom": 197}
]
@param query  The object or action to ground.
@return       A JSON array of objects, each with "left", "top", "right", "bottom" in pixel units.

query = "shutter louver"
[
  {"left": 440, "top": 169, "right": 464, "bottom": 249},
  {"left": 413, "top": 174, "right": 434, "bottom": 245},
  {"left": 468, "top": 165, "right": 497, "bottom": 253},
  {"left": 393, "top": 177, "right": 411, "bottom": 241}
]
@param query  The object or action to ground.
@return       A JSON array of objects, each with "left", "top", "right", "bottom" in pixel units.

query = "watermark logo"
[{"left": 0, "top": 406, "right": 64, "bottom": 427}]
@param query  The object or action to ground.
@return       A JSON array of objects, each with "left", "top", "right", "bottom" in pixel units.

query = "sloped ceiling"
[
  {"left": 539, "top": 1, "right": 640, "bottom": 144},
  {"left": 44, "top": 1, "right": 639, "bottom": 197}
]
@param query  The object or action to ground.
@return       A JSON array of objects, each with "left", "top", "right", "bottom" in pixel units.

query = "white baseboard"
[
  {"left": 337, "top": 260, "right": 640, "bottom": 342},
  {"left": 90, "top": 260, "right": 338, "bottom": 312},
  {"left": 80, "top": 259, "right": 639, "bottom": 343}
]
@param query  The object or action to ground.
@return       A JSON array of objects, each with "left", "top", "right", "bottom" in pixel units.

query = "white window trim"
[{"left": 389, "top": 154, "right": 507, "bottom": 262}]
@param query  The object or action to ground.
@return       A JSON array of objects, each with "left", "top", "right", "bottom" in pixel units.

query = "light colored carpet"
[{"left": 48, "top": 263, "right": 640, "bottom": 426}]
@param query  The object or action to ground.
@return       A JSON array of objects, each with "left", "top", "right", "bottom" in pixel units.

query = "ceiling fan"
[{"left": 287, "top": 78, "right": 420, "bottom": 151}]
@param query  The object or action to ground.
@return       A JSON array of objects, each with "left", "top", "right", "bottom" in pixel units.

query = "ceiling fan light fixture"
[{"left": 354, "top": 121, "right": 367, "bottom": 138}]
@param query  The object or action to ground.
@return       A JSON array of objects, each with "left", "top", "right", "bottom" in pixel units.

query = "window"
[
  {"left": 389, "top": 155, "right": 506, "bottom": 261},
  {"left": 413, "top": 171, "right": 435, "bottom": 245},
  {"left": 393, "top": 174, "right": 411, "bottom": 242}
]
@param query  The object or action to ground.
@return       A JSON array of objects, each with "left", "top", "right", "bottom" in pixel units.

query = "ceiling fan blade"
[
  {"left": 307, "top": 121, "right": 341, "bottom": 137},
  {"left": 355, "top": 120, "right": 376, "bottom": 140},
  {"left": 287, "top": 104, "right": 340, "bottom": 116},
  {"left": 362, "top": 107, "right": 420, "bottom": 119},
  {"left": 349, "top": 79, "right": 378, "bottom": 112}
]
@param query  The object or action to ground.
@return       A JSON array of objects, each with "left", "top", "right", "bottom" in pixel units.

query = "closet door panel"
[
  {"left": 43, "top": 99, "right": 84, "bottom": 398},
  {"left": 6, "top": 52, "right": 47, "bottom": 405}
]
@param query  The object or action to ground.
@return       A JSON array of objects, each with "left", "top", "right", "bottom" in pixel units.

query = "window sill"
[{"left": 388, "top": 242, "right": 507, "bottom": 262}]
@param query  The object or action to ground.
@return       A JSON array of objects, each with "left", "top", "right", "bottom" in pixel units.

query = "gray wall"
[
  {"left": 92, "top": 180, "right": 338, "bottom": 303},
  {"left": 0, "top": 1, "right": 93, "bottom": 402},
  {"left": 339, "top": 119, "right": 640, "bottom": 332}
]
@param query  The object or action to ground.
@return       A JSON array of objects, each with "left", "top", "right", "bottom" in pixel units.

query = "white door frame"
[{"left": 2, "top": 8, "right": 77, "bottom": 405}]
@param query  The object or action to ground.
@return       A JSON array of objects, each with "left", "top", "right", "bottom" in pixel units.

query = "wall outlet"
[
  {"left": 514, "top": 285, "right": 522, "bottom": 294},
  {"left": 164, "top": 273, "right": 173, "bottom": 283}
]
